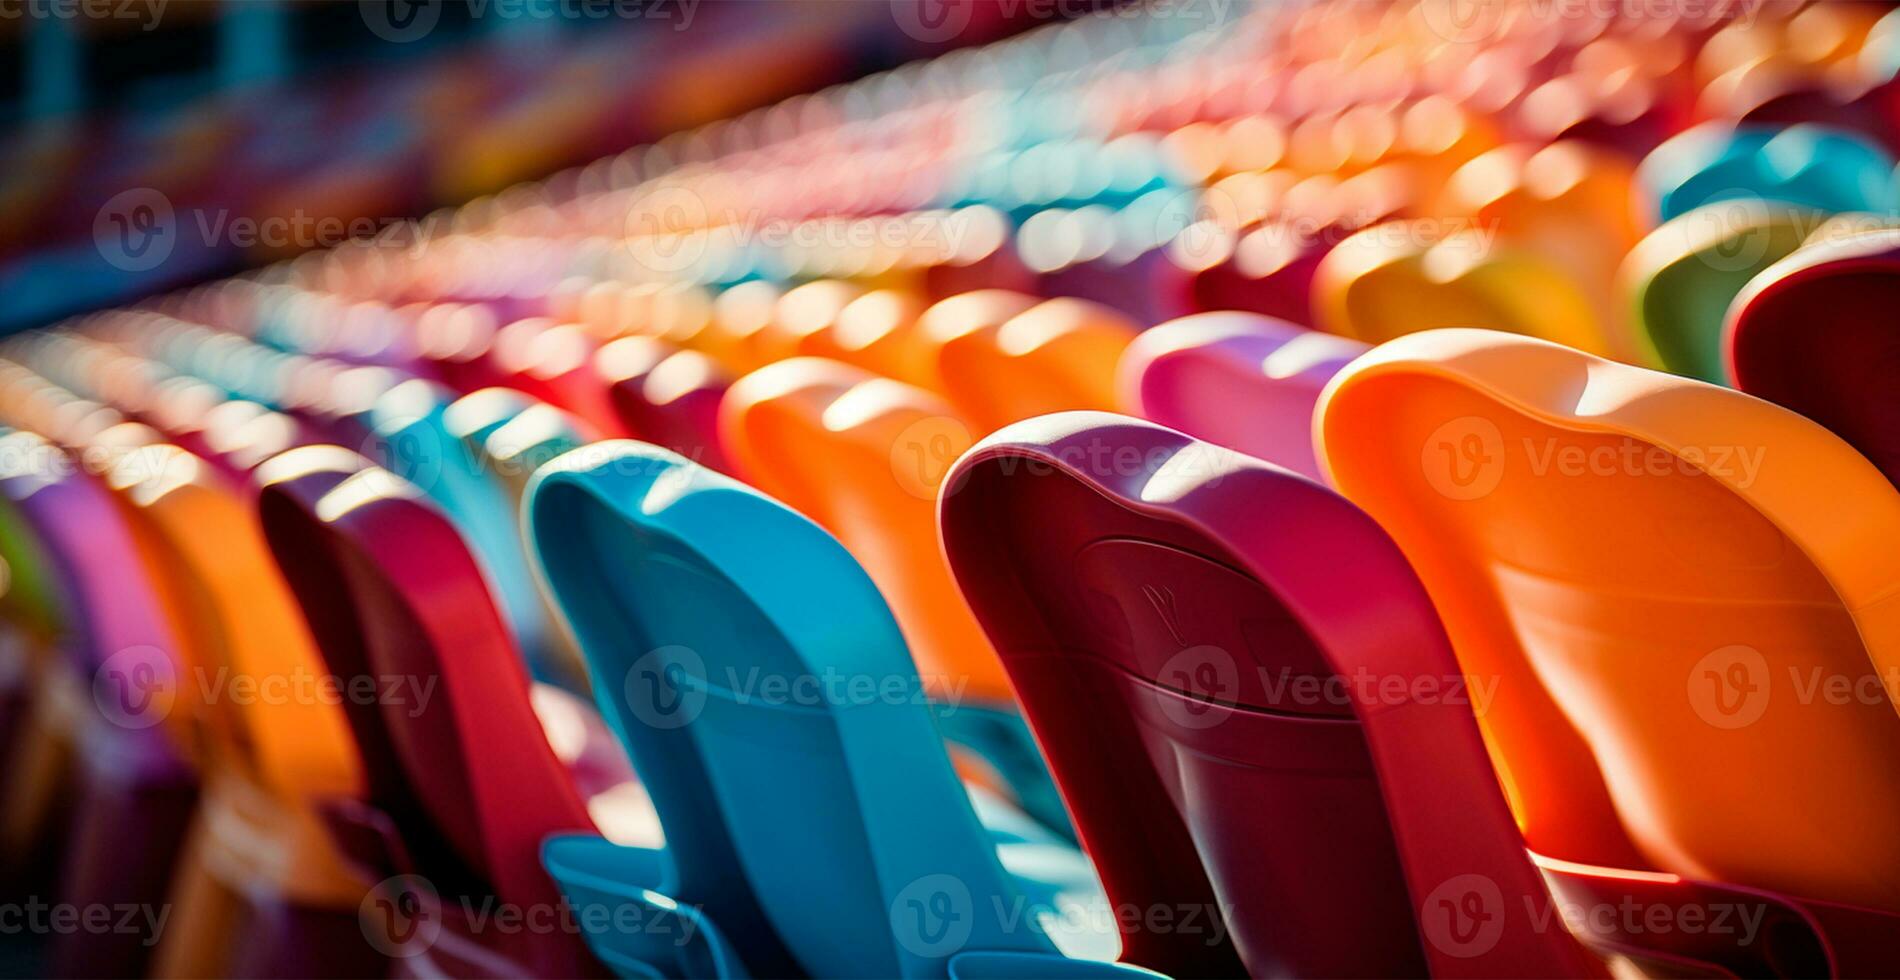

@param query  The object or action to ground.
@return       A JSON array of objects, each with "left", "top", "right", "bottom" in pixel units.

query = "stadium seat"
[
  {"left": 1727, "top": 228, "right": 1900, "bottom": 487},
  {"left": 1620, "top": 201, "right": 1816, "bottom": 381},
  {"left": 254, "top": 447, "right": 654, "bottom": 977},
  {"left": 527, "top": 442, "right": 1138, "bottom": 979},
  {"left": 1317, "top": 329, "right": 1900, "bottom": 924},
  {"left": 1116, "top": 312, "right": 1366, "bottom": 480},
  {"left": 918, "top": 293, "right": 1138, "bottom": 432},
  {"left": 718, "top": 357, "right": 1068, "bottom": 836}
]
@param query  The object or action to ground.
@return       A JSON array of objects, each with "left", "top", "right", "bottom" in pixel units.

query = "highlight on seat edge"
[{"left": 6, "top": 1, "right": 1900, "bottom": 978}]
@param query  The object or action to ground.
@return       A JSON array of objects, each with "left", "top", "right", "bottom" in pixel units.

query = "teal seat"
[
  {"left": 1639, "top": 122, "right": 1899, "bottom": 222},
  {"left": 527, "top": 442, "right": 1145, "bottom": 979},
  {"left": 365, "top": 380, "right": 563, "bottom": 684}
]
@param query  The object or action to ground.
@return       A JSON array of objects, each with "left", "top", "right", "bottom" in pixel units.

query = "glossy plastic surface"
[
  {"left": 940, "top": 413, "right": 1605, "bottom": 979},
  {"left": 254, "top": 446, "right": 628, "bottom": 976},
  {"left": 528, "top": 442, "right": 1111, "bottom": 978},
  {"left": 1318, "top": 328, "right": 1900, "bottom": 912},
  {"left": 1637, "top": 122, "right": 1900, "bottom": 221},
  {"left": 1726, "top": 229, "right": 1900, "bottom": 488},
  {"left": 1620, "top": 201, "right": 1816, "bottom": 381},
  {"left": 918, "top": 293, "right": 1138, "bottom": 432},
  {"left": 1116, "top": 312, "right": 1366, "bottom": 481}
]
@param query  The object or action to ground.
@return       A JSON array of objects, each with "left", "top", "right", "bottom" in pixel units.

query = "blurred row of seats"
[{"left": 3, "top": 2, "right": 1900, "bottom": 978}]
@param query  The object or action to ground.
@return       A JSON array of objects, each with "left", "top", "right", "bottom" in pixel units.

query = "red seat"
[
  {"left": 256, "top": 447, "right": 654, "bottom": 976},
  {"left": 939, "top": 413, "right": 1603, "bottom": 979},
  {"left": 1727, "top": 229, "right": 1900, "bottom": 488}
]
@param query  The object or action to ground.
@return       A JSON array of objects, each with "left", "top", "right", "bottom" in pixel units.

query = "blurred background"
[{"left": 0, "top": 0, "right": 1094, "bottom": 335}]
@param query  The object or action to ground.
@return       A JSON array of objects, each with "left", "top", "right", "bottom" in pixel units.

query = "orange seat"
[
  {"left": 718, "top": 358, "right": 1070, "bottom": 834},
  {"left": 1317, "top": 328, "right": 1900, "bottom": 911},
  {"left": 719, "top": 357, "right": 998, "bottom": 703},
  {"left": 694, "top": 281, "right": 790, "bottom": 374},
  {"left": 1312, "top": 221, "right": 1614, "bottom": 355},
  {"left": 772, "top": 278, "right": 867, "bottom": 362},
  {"left": 917, "top": 293, "right": 1140, "bottom": 432},
  {"left": 1442, "top": 141, "right": 1652, "bottom": 359},
  {"left": 98, "top": 439, "right": 375, "bottom": 978},
  {"left": 826, "top": 288, "right": 939, "bottom": 391}
]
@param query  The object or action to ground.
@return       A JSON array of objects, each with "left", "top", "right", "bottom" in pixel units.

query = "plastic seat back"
[
  {"left": 368, "top": 380, "right": 560, "bottom": 681},
  {"left": 919, "top": 293, "right": 1137, "bottom": 432},
  {"left": 1619, "top": 201, "right": 1816, "bottom": 381},
  {"left": 1317, "top": 328, "right": 1900, "bottom": 912},
  {"left": 1727, "top": 229, "right": 1900, "bottom": 487},
  {"left": 718, "top": 357, "right": 1006, "bottom": 705},
  {"left": 1637, "top": 122, "right": 1899, "bottom": 222},
  {"left": 528, "top": 443, "right": 1058, "bottom": 978},
  {"left": 595, "top": 336, "right": 732, "bottom": 473},
  {"left": 939, "top": 413, "right": 1606, "bottom": 979},
  {"left": 829, "top": 289, "right": 940, "bottom": 391},
  {"left": 256, "top": 450, "right": 610, "bottom": 974},
  {"left": 1313, "top": 222, "right": 1613, "bottom": 355},
  {"left": 1116, "top": 313, "right": 1365, "bottom": 480}
]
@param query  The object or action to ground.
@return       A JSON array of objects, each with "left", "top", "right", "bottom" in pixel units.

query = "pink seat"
[
  {"left": 939, "top": 413, "right": 1603, "bottom": 979},
  {"left": 1116, "top": 312, "right": 1366, "bottom": 481},
  {"left": 594, "top": 335, "right": 733, "bottom": 474}
]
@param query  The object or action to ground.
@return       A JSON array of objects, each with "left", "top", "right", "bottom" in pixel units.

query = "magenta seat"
[
  {"left": 0, "top": 431, "right": 197, "bottom": 979},
  {"left": 256, "top": 447, "right": 640, "bottom": 977},
  {"left": 1116, "top": 312, "right": 1366, "bottom": 481},
  {"left": 938, "top": 413, "right": 1603, "bottom": 979}
]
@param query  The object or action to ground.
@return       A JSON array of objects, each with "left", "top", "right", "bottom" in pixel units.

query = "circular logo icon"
[
  {"left": 890, "top": 874, "right": 975, "bottom": 958},
  {"left": 1419, "top": 874, "right": 1506, "bottom": 959},
  {"left": 1416, "top": 0, "right": 1508, "bottom": 45},
  {"left": 623, "top": 645, "right": 709, "bottom": 730},
  {"left": 624, "top": 186, "right": 711, "bottom": 276},
  {"left": 890, "top": 415, "right": 974, "bottom": 501},
  {"left": 1687, "top": 645, "right": 1771, "bottom": 730},
  {"left": 358, "top": 874, "right": 441, "bottom": 957},
  {"left": 360, "top": 0, "right": 441, "bottom": 42},
  {"left": 1422, "top": 416, "right": 1505, "bottom": 501},
  {"left": 1691, "top": 196, "right": 1777, "bottom": 273},
  {"left": 94, "top": 188, "right": 176, "bottom": 273},
  {"left": 1161, "top": 188, "right": 1242, "bottom": 269},
  {"left": 1152, "top": 644, "right": 1241, "bottom": 730},
  {"left": 369, "top": 423, "right": 444, "bottom": 496},
  {"left": 92, "top": 645, "right": 176, "bottom": 730},
  {"left": 889, "top": 0, "right": 974, "bottom": 43}
]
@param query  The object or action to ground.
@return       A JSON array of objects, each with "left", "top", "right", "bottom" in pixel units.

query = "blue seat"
[
  {"left": 527, "top": 441, "right": 1147, "bottom": 979},
  {"left": 365, "top": 380, "right": 566, "bottom": 685},
  {"left": 1638, "top": 122, "right": 1899, "bottom": 222}
]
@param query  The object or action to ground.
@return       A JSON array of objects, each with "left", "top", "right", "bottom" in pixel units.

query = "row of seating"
[{"left": 5, "top": 2, "right": 1900, "bottom": 978}]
